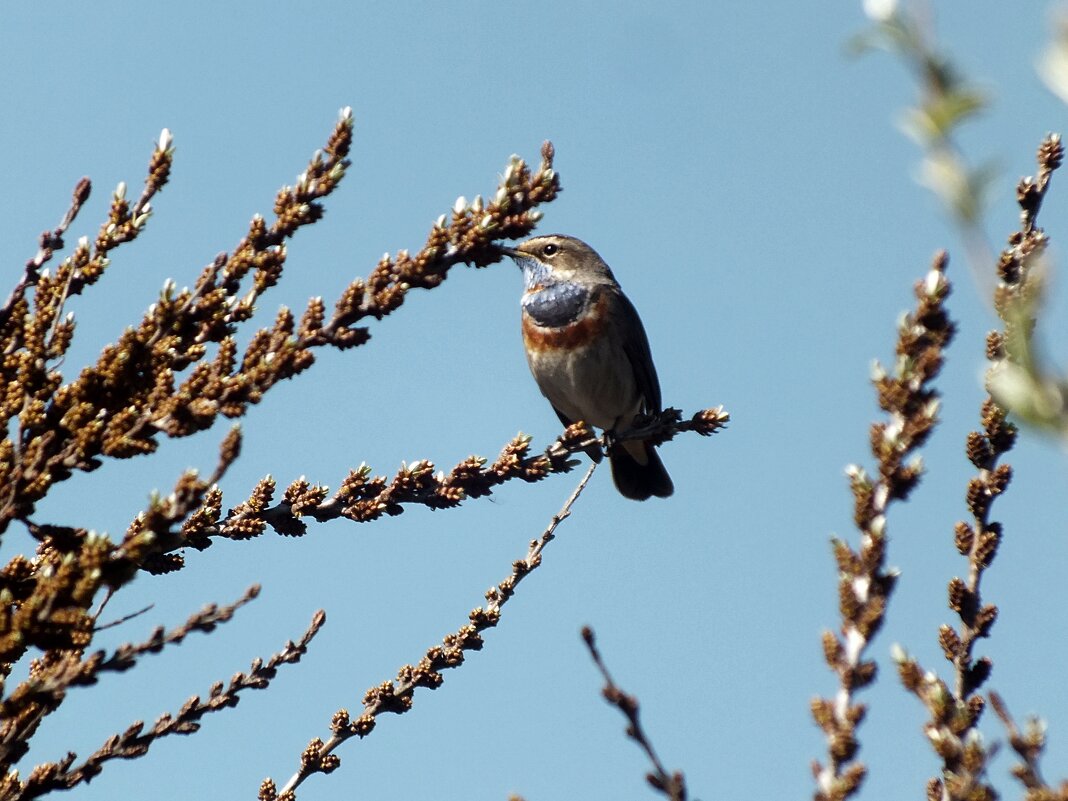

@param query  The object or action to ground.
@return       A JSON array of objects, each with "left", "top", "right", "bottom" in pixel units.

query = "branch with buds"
[
  {"left": 126, "top": 407, "right": 730, "bottom": 574},
  {"left": 261, "top": 462, "right": 598, "bottom": 800},
  {"left": 812, "top": 251, "right": 955, "bottom": 801}
]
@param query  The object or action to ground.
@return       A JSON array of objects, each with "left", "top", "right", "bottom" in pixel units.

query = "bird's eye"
[{"left": 542, "top": 243, "right": 559, "bottom": 257}]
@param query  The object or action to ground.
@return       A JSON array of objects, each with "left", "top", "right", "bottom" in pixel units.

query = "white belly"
[{"left": 526, "top": 335, "right": 641, "bottom": 431}]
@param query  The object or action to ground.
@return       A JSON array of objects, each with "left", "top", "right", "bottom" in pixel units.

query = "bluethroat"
[{"left": 501, "top": 234, "right": 673, "bottom": 500}]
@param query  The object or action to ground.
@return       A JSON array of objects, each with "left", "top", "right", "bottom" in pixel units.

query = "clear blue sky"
[{"left": 2, "top": 2, "right": 1067, "bottom": 799}]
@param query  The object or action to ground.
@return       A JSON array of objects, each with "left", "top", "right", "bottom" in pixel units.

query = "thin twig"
[
  {"left": 0, "top": 178, "right": 91, "bottom": 332},
  {"left": 989, "top": 692, "right": 1064, "bottom": 797},
  {"left": 93, "top": 604, "right": 155, "bottom": 633},
  {"left": 581, "top": 626, "right": 687, "bottom": 801}
]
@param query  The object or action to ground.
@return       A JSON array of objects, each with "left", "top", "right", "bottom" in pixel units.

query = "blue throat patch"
[{"left": 523, "top": 279, "right": 590, "bottom": 328}]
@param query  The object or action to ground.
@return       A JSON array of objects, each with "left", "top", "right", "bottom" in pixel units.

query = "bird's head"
[{"left": 499, "top": 234, "right": 617, "bottom": 291}]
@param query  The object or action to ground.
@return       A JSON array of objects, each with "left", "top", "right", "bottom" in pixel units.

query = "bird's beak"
[{"left": 496, "top": 244, "right": 522, "bottom": 259}]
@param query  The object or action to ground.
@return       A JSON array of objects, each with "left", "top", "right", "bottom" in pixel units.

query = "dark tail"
[{"left": 608, "top": 441, "right": 673, "bottom": 501}]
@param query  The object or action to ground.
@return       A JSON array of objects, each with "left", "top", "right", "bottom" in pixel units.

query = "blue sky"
[{"left": 3, "top": 2, "right": 1068, "bottom": 799}]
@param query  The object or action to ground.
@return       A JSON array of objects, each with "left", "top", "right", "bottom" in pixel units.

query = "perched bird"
[{"left": 500, "top": 234, "right": 673, "bottom": 500}]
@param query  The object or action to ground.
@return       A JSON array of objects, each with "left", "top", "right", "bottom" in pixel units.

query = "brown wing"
[{"left": 615, "top": 290, "right": 662, "bottom": 414}]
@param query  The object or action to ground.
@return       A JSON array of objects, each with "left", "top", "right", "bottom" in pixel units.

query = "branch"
[
  {"left": 0, "top": 585, "right": 261, "bottom": 776},
  {"left": 986, "top": 134, "right": 1067, "bottom": 431},
  {"left": 990, "top": 692, "right": 1067, "bottom": 799},
  {"left": 890, "top": 133, "right": 1065, "bottom": 801},
  {"left": 0, "top": 177, "right": 92, "bottom": 332},
  {"left": 581, "top": 627, "right": 687, "bottom": 801},
  {"left": 260, "top": 461, "right": 599, "bottom": 800},
  {"left": 0, "top": 117, "right": 561, "bottom": 536},
  {"left": 811, "top": 251, "right": 955, "bottom": 801},
  {"left": 890, "top": 396, "right": 1014, "bottom": 801},
  {"left": 140, "top": 408, "right": 729, "bottom": 570},
  {"left": 8, "top": 608, "right": 324, "bottom": 801}
]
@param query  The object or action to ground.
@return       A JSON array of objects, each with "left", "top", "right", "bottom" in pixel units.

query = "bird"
[{"left": 499, "top": 234, "right": 673, "bottom": 500}]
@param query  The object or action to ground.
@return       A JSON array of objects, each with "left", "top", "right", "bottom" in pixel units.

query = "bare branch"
[{"left": 581, "top": 626, "right": 687, "bottom": 801}]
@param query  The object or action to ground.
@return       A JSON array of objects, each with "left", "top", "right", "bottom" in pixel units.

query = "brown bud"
[
  {"left": 350, "top": 714, "right": 376, "bottom": 737},
  {"left": 947, "top": 577, "right": 969, "bottom": 615},
  {"left": 832, "top": 539, "right": 859, "bottom": 575},
  {"left": 938, "top": 624, "right": 963, "bottom": 661},
  {"left": 991, "top": 255, "right": 1016, "bottom": 286},
  {"left": 965, "top": 657, "right": 992, "bottom": 694},
  {"left": 852, "top": 660, "right": 877, "bottom": 688},
  {"left": 975, "top": 604, "right": 998, "bottom": 637},
  {"left": 975, "top": 523, "right": 1001, "bottom": 568},
  {"left": 965, "top": 477, "right": 988, "bottom": 518},
  {"left": 953, "top": 521, "right": 974, "bottom": 555},
  {"left": 73, "top": 176, "right": 92, "bottom": 208},
  {"left": 829, "top": 731, "right": 858, "bottom": 762},
  {"left": 1017, "top": 177, "right": 1041, "bottom": 216},
  {"left": 989, "top": 463, "right": 1012, "bottom": 494},
  {"left": 821, "top": 631, "right": 843, "bottom": 669},
  {"left": 1038, "top": 133, "right": 1064, "bottom": 172},
  {"left": 840, "top": 763, "right": 867, "bottom": 795},
  {"left": 965, "top": 432, "right": 993, "bottom": 469},
  {"left": 330, "top": 709, "right": 350, "bottom": 735}
]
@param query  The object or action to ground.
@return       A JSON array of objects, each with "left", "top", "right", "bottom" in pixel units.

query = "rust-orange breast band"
[{"left": 522, "top": 291, "right": 609, "bottom": 353}]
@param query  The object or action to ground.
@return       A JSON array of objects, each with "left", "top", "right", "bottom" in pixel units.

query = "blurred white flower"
[
  {"left": 1040, "top": 18, "right": 1068, "bottom": 105},
  {"left": 863, "top": 0, "right": 897, "bottom": 22}
]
